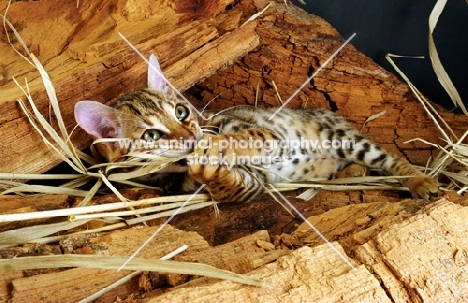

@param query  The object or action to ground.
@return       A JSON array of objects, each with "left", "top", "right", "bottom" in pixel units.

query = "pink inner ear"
[
  {"left": 74, "top": 101, "right": 121, "bottom": 138},
  {"left": 147, "top": 54, "right": 174, "bottom": 94}
]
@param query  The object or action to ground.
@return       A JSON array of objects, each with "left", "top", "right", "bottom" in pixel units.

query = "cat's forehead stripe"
[
  {"left": 114, "top": 89, "right": 178, "bottom": 110},
  {"left": 120, "top": 102, "right": 143, "bottom": 116}
]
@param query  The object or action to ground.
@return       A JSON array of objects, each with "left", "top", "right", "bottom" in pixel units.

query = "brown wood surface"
[{"left": 148, "top": 198, "right": 468, "bottom": 303}]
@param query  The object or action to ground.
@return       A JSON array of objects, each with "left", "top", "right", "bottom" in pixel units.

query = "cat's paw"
[
  {"left": 189, "top": 134, "right": 262, "bottom": 180},
  {"left": 406, "top": 176, "right": 439, "bottom": 200},
  {"left": 188, "top": 161, "right": 261, "bottom": 202},
  {"left": 335, "top": 163, "right": 369, "bottom": 179},
  {"left": 188, "top": 135, "right": 237, "bottom": 181},
  {"left": 187, "top": 139, "right": 253, "bottom": 202},
  {"left": 188, "top": 134, "right": 265, "bottom": 202}
]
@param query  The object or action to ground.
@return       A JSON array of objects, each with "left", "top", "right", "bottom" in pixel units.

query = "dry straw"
[
  {"left": 0, "top": 254, "right": 267, "bottom": 287},
  {"left": 77, "top": 245, "right": 189, "bottom": 302},
  {"left": 384, "top": 0, "right": 467, "bottom": 194}
]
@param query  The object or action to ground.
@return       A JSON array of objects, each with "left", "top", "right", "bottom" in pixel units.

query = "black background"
[{"left": 293, "top": 0, "right": 468, "bottom": 114}]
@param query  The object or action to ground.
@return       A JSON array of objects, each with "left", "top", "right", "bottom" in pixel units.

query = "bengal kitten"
[{"left": 74, "top": 55, "right": 438, "bottom": 202}]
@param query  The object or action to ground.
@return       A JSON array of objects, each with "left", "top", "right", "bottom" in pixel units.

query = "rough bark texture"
[{"left": 1, "top": 0, "right": 468, "bottom": 302}]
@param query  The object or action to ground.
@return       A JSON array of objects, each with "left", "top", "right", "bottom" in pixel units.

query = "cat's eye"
[
  {"left": 142, "top": 129, "right": 161, "bottom": 142},
  {"left": 175, "top": 105, "right": 189, "bottom": 121}
]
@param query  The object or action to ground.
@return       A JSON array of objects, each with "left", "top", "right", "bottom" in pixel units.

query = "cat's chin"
[{"left": 158, "top": 159, "right": 189, "bottom": 173}]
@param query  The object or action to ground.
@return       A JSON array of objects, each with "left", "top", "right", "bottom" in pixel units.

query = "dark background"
[{"left": 293, "top": 0, "right": 468, "bottom": 114}]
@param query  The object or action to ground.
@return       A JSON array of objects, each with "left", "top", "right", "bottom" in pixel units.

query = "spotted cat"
[{"left": 74, "top": 55, "right": 438, "bottom": 202}]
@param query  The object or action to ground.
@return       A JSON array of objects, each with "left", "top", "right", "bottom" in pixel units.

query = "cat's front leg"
[
  {"left": 188, "top": 130, "right": 282, "bottom": 202},
  {"left": 189, "top": 159, "right": 265, "bottom": 202}
]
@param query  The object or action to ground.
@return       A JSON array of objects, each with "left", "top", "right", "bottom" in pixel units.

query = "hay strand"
[
  {"left": 428, "top": 0, "right": 467, "bottom": 115},
  {"left": 0, "top": 193, "right": 212, "bottom": 223},
  {"left": 0, "top": 254, "right": 267, "bottom": 287},
  {"left": 78, "top": 245, "right": 189, "bottom": 303}
]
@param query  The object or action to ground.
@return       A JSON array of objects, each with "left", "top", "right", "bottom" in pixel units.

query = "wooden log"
[
  {"left": 3, "top": 196, "right": 468, "bottom": 301},
  {"left": 11, "top": 268, "right": 135, "bottom": 303},
  {"left": 8, "top": 224, "right": 208, "bottom": 302},
  {"left": 7, "top": 226, "right": 287, "bottom": 302},
  {"left": 146, "top": 198, "right": 468, "bottom": 302},
  {"left": 175, "top": 230, "right": 288, "bottom": 275},
  {"left": 171, "top": 189, "right": 403, "bottom": 246},
  {"left": 291, "top": 197, "right": 429, "bottom": 248},
  {"left": 353, "top": 200, "right": 468, "bottom": 302},
  {"left": 150, "top": 243, "right": 391, "bottom": 303},
  {"left": 291, "top": 197, "right": 468, "bottom": 302},
  {"left": 0, "top": 271, "right": 23, "bottom": 303}
]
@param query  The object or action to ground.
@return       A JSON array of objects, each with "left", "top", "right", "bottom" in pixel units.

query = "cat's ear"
[
  {"left": 74, "top": 101, "right": 121, "bottom": 138},
  {"left": 147, "top": 54, "right": 174, "bottom": 95}
]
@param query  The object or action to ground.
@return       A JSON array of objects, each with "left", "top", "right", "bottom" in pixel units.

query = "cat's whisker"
[
  {"left": 201, "top": 125, "right": 221, "bottom": 132},
  {"left": 202, "top": 105, "right": 257, "bottom": 120},
  {"left": 200, "top": 125, "right": 222, "bottom": 135},
  {"left": 200, "top": 125, "right": 220, "bottom": 130},
  {"left": 201, "top": 129, "right": 219, "bottom": 135},
  {"left": 200, "top": 94, "right": 220, "bottom": 114}
]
